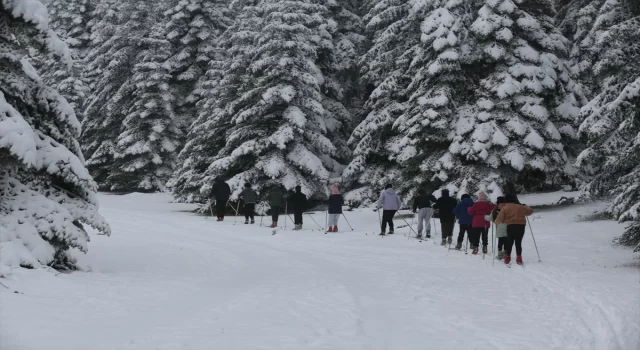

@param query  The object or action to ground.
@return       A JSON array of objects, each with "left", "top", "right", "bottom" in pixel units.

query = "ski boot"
[
  {"left": 426, "top": 231, "right": 431, "bottom": 239},
  {"left": 447, "top": 237, "right": 452, "bottom": 245},
  {"left": 455, "top": 242, "right": 462, "bottom": 250},
  {"left": 472, "top": 246, "right": 479, "bottom": 255},
  {"left": 244, "top": 219, "right": 249, "bottom": 224},
  {"left": 441, "top": 238, "right": 447, "bottom": 246},
  {"left": 516, "top": 255, "right": 523, "bottom": 265},
  {"left": 504, "top": 254, "right": 511, "bottom": 264},
  {"left": 270, "top": 222, "right": 277, "bottom": 228},
  {"left": 496, "top": 250, "right": 505, "bottom": 260},
  {"left": 250, "top": 219, "right": 255, "bottom": 224},
  {"left": 217, "top": 217, "right": 223, "bottom": 222},
  {"left": 416, "top": 231, "right": 423, "bottom": 239},
  {"left": 333, "top": 226, "right": 338, "bottom": 232},
  {"left": 327, "top": 226, "right": 334, "bottom": 232},
  {"left": 482, "top": 246, "right": 488, "bottom": 254},
  {"left": 388, "top": 230, "right": 394, "bottom": 235}
]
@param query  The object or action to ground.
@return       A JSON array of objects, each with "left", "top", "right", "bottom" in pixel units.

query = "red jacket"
[{"left": 467, "top": 201, "right": 495, "bottom": 228}]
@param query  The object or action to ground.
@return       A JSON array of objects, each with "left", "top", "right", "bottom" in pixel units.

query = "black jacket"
[
  {"left": 413, "top": 193, "right": 437, "bottom": 211},
  {"left": 434, "top": 195, "right": 458, "bottom": 223},
  {"left": 210, "top": 180, "right": 231, "bottom": 201},
  {"left": 288, "top": 191, "right": 307, "bottom": 210},
  {"left": 327, "top": 194, "right": 344, "bottom": 214}
]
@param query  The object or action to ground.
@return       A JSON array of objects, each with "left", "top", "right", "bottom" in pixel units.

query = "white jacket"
[{"left": 377, "top": 189, "right": 402, "bottom": 210}]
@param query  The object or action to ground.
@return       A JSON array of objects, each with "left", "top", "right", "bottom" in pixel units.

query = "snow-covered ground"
[{"left": 1, "top": 193, "right": 638, "bottom": 350}]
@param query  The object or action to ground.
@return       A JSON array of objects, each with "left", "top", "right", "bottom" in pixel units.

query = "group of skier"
[
  {"left": 209, "top": 178, "right": 345, "bottom": 231},
  {"left": 209, "top": 178, "right": 534, "bottom": 264},
  {"left": 413, "top": 189, "right": 534, "bottom": 265}
]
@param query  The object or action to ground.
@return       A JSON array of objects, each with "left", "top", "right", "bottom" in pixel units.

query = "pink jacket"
[{"left": 467, "top": 201, "right": 495, "bottom": 228}]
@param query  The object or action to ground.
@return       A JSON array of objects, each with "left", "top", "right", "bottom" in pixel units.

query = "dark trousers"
[
  {"left": 381, "top": 210, "right": 396, "bottom": 232},
  {"left": 469, "top": 227, "right": 488, "bottom": 248},
  {"left": 244, "top": 203, "right": 255, "bottom": 220},
  {"left": 294, "top": 210, "right": 303, "bottom": 225},
  {"left": 441, "top": 221, "right": 454, "bottom": 238},
  {"left": 271, "top": 206, "right": 281, "bottom": 223},
  {"left": 458, "top": 224, "right": 471, "bottom": 244},
  {"left": 497, "top": 237, "right": 507, "bottom": 251},
  {"left": 216, "top": 200, "right": 227, "bottom": 218},
  {"left": 505, "top": 224, "right": 526, "bottom": 256}
]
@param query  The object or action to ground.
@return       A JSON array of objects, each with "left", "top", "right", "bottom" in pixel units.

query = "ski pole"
[
  {"left": 400, "top": 215, "right": 418, "bottom": 236},
  {"left": 259, "top": 202, "right": 265, "bottom": 227},
  {"left": 527, "top": 217, "right": 542, "bottom": 262},
  {"left": 234, "top": 200, "right": 241, "bottom": 224},
  {"left": 341, "top": 213, "right": 354, "bottom": 231},
  {"left": 325, "top": 210, "right": 328, "bottom": 231},
  {"left": 492, "top": 224, "right": 496, "bottom": 267},
  {"left": 284, "top": 202, "right": 288, "bottom": 229},
  {"left": 306, "top": 212, "right": 323, "bottom": 230},
  {"left": 408, "top": 212, "right": 415, "bottom": 240}
]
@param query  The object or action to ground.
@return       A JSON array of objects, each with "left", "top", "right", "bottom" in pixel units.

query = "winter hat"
[
  {"left": 332, "top": 184, "right": 340, "bottom": 195},
  {"left": 477, "top": 192, "right": 488, "bottom": 201},
  {"left": 295, "top": 185, "right": 301, "bottom": 192},
  {"left": 496, "top": 196, "right": 505, "bottom": 204},
  {"left": 385, "top": 184, "right": 393, "bottom": 189},
  {"left": 245, "top": 182, "right": 251, "bottom": 188},
  {"left": 418, "top": 188, "right": 426, "bottom": 195},
  {"left": 505, "top": 194, "right": 518, "bottom": 204},
  {"left": 461, "top": 193, "right": 470, "bottom": 200},
  {"left": 441, "top": 189, "right": 449, "bottom": 197}
]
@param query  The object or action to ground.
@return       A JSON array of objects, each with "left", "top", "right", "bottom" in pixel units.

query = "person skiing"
[
  {"left": 495, "top": 194, "right": 533, "bottom": 265},
  {"left": 210, "top": 177, "right": 231, "bottom": 221},
  {"left": 327, "top": 184, "right": 344, "bottom": 232},
  {"left": 377, "top": 184, "right": 402, "bottom": 235},
  {"left": 467, "top": 191, "right": 495, "bottom": 255},
  {"left": 433, "top": 189, "right": 458, "bottom": 245},
  {"left": 452, "top": 194, "right": 474, "bottom": 250},
  {"left": 288, "top": 185, "right": 307, "bottom": 230},
  {"left": 239, "top": 183, "right": 258, "bottom": 224},
  {"left": 268, "top": 186, "right": 285, "bottom": 228},
  {"left": 491, "top": 196, "right": 507, "bottom": 259},
  {"left": 412, "top": 189, "right": 437, "bottom": 239}
]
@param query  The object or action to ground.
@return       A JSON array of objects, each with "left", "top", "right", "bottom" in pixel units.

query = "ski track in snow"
[{"left": 1, "top": 193, "right": 638, "bottom": 350}]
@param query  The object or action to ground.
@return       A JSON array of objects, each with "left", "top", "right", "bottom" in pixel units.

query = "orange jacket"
[{"left": 495, "top": 203, "right": 533, "bottom": 225}]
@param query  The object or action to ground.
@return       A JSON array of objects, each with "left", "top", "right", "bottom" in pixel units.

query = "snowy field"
[{"left": 1, "top": 193, "right": 638, "bottom": 350}]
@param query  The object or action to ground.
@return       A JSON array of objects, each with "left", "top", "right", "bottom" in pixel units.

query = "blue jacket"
[{"left": 453, "top": 198, "right": 474, "bottom": 225}]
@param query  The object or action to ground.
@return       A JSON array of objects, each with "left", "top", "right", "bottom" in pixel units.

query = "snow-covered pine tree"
[
  {"left": 0, "top": 0, "right": 110, "bottom": 272},
  {"left": 327, "top": 0, "right": 367, "bottom": 113},
  {"left": 341, "top": 0, "right": 419, "bottom": 204},
  {"left": 570, "top": 1, "right": 640, "bottom": 251},
  {"left": 448, "top": 0, "right": 584, "bottom": 194},
  {"left": 172, "top": 0, "right": 352, "bottom": 202},
  {"left": 83, "top": 1, "right": 180, "bottom": 192},
  {"left": 33, "top": 0, "right": 93, "bottom": 121},
  {"left": 162, "top": 0, "right": 233, "bottom": 131},
  {"left": 110, "top": 24, "right": 182, "bottom": 190},
  {"left": 388, "top": 0, "right": 478, "bottom": 198}
]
